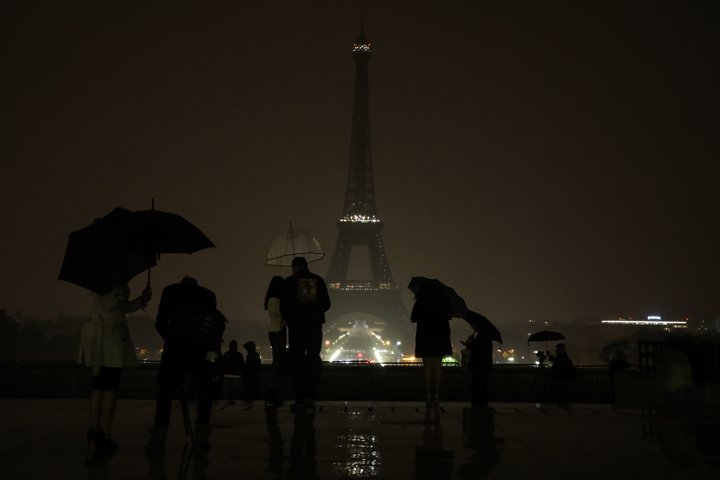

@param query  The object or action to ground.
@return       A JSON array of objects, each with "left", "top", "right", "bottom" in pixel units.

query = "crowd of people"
[
  {"left": 77, "top": 256, "right": 574, "bottom": 458},
  {"left": 78, "top": 256, "right": 333, "bottom": 457}
]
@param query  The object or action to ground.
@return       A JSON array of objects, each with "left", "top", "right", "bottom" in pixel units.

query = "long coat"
[
  {"left": 411, "top": 299, "right": 452, "bottom": 358},
  {"left": 77, "top": 284, "right": 146, "bottom": 375}
]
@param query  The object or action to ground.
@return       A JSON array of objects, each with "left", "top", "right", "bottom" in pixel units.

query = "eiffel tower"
[{"left": 324, "top": 24, "right": 411, "bottom": 359}]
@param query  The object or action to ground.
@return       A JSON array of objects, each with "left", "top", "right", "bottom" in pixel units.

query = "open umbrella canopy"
[
  {"left": 527, "top": 330, "right": 566, "bottom": 344},
  {"left": 463, "top": 310, "right": 502, "bottom": 343},
  {"left": 266, "top": 224, "right": 324, "bottom": 267},
  {"left": 128, "top": 209, "right": 215, "bottom": 254},
  {"left": 58, "top": 206, "right": 214, "bottom": 294},
  {"left": 407, "top": 276, "right": 468, "bottom": 318},
  {"left": 58, "top": 208, "right": 157, "bottom": 294}
]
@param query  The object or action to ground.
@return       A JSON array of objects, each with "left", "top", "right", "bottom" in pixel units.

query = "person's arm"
[
  {"left": 267, "top": 297, "right": 283, "bottom": 328},
  {"left": 126, "top": 285, "right": 152, "bottom": 313}
]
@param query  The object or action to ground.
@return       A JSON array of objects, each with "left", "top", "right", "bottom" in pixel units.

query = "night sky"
[{"left": 2, "top": 1, "right": 719, "bottom": 329}]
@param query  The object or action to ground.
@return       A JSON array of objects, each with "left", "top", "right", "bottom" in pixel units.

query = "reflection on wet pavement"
[
  {"left": 4, "top": 400, "right": 719, "bottom": 479},
  {"left": 332, "top": 408, "right": 382, "bottom": 478}
]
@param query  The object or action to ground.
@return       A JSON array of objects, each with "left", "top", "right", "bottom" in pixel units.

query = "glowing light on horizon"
[{"left": 601, "top": 318, "right": 686, "bottom": 327}]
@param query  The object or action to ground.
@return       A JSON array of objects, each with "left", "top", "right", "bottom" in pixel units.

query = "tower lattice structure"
[{"left": 325, "top": 25, "right": 410, "bottom": 344}]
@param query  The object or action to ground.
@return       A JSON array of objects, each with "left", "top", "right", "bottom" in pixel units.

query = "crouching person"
[{"left": 145, "top": 276, "right": 226, "bottom": 456}]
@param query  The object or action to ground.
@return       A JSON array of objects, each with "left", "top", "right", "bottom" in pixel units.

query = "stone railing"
[{"left": 0, "top": 361, "right": 615, "bottom": 403}]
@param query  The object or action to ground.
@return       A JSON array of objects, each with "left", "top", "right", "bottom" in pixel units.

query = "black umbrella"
[
  {"left": 128, "top": 208, "right": 215, "bottom": 254},
  {"left": 407, "top": 276, "right": 468, "bottom": 318},
  {"left": 463, "top": 310, "right": 502, "bottom": 343},
  {"left": 58, "top": 208, "right": 157, "bottom": 294},
  {"left": 527, "top": 330, "right": 566, "bottom": 344},
  {"left": 59, "top": 206, "right": 214, "bottom": 294}
]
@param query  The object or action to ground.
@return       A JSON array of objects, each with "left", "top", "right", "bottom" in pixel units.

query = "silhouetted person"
[
  {"left": 145, "top": 276, "right": 225, "bottom": 455},
  {"left": 548, "top": 343, "right": 575, "bottom": 408},
  {"left": 280, "top": 256, "right": 331, "bottom": 411},
  {"left": 243, "top": 340, "right": 261, "bottom": 407},
  {"left": 78, "top": 282, "right": 152, "bottom": 455},
  {"left": 264, "top": 275, "right": 287, "bottom": 408},
  {"left": 221, "top": 339, "right": 244, "bottom": 405},
  {"left": 411, "top": 285, "right": 452, "bottom": 422},
  {"left": 465, "top": 332, "right": 493, "bottom": 409},
  {"left": 536, "top": 350, "right": 547, "bottom": 366}
]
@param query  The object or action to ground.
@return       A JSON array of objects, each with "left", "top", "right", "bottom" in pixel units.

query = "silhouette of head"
[
  {"left": 181, "top": 276, "right": 198, "bottom": 286},
  {"left": 229, "top": 340, "right": 238, "bottom": 351},
  {"left": 291, "top": 256, "right": 308, "bottom": 273},
  {"left": 243, "top": 341, "right": 256, "bottom": 351}
]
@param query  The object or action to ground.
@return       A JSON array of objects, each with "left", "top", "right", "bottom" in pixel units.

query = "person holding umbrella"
[
  {"left": 78, "top": 282, "right": 152, "bottom": 454},
  {"left": 280, "top": 256, "right": 331, "bottom": 412},
  {"left": 411, "top": 284, "right": 453, "bottom": 422},
  {"left": 548, "top": 343, "right": 575, "bottom": 408}
]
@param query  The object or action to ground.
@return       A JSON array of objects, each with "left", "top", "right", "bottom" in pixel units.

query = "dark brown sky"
[{"left": 2, "top": 1, "right": 719, "bottom": 326}]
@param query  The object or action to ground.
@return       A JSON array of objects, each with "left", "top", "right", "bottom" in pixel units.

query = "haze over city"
[{"left": 2, "top": 1, "right": 719, "bottom": 342}]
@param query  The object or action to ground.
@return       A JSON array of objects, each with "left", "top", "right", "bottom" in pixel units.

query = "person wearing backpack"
[{"left": 145, "top": 276, "right": 226, "bottom": 455}]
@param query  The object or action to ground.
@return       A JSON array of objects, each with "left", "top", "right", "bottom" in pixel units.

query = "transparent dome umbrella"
[{"left": 266, "top": 223, "right": 324, "bottom": 267}]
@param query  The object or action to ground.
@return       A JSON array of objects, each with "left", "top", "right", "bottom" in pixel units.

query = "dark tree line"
[{"left": 0, "top": 309, "right": 80, "bottom": 362}]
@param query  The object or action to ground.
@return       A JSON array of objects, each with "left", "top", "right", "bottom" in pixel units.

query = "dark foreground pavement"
[{"left": 0, "top": 399, "right": 717, "bottom": 479}]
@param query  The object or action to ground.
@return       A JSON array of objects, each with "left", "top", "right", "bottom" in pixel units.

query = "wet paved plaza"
[{"left": 0, "top": 399, "right": 717, "bottom": 479}]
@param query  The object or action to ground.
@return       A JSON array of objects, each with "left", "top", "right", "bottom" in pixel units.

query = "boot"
[
  {"left": 194, "top": 422, "right": 211, "bottom": 453},
  {"left": 144, "top": 426, "right": 167, "bottom": 457}
]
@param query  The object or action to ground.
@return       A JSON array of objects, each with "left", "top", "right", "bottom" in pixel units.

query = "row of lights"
[{"left": 339, "top": 214, "right": 381, "bottom": 223}]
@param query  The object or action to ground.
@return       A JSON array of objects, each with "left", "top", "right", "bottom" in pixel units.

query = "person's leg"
[
  {"left": 89, "top": 389, "right": 102, "bottom": 431},
  {"left": 288, "top": 326, "right": 306, "bottom": 405},
  {"left": 97, "top": 367, "right": 122, "bottom": 437},
  {"left": 154, "top": 348, "right": 183, "bottom": 427},
  {"left": 432, "top": 359, "right": 442, "bottom": 407},
  {"left": 146, "top": 345, "right": 187, "bottom": 455},
  {"left": 267, "top": 330, "right": 285, "bottom": 403},
  {"left": 422, "top": 357, "right": 442, "bottom": 407},
  {"left": 305, "top": 325, "right": 323, "bottom": 404},
  {"left": 195, "top": 360, "right": 214, "bottom": 424},
  {"left": 423, "top": 357, "right": 434, "bottom": 408},
  {"left": 99, "top": 389, "right": 118, "bottom": 435}
]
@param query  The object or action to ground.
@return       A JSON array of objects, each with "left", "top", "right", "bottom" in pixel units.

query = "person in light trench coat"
[{"left": 78, "top": 283, "right": 151, "bottom": 452}]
